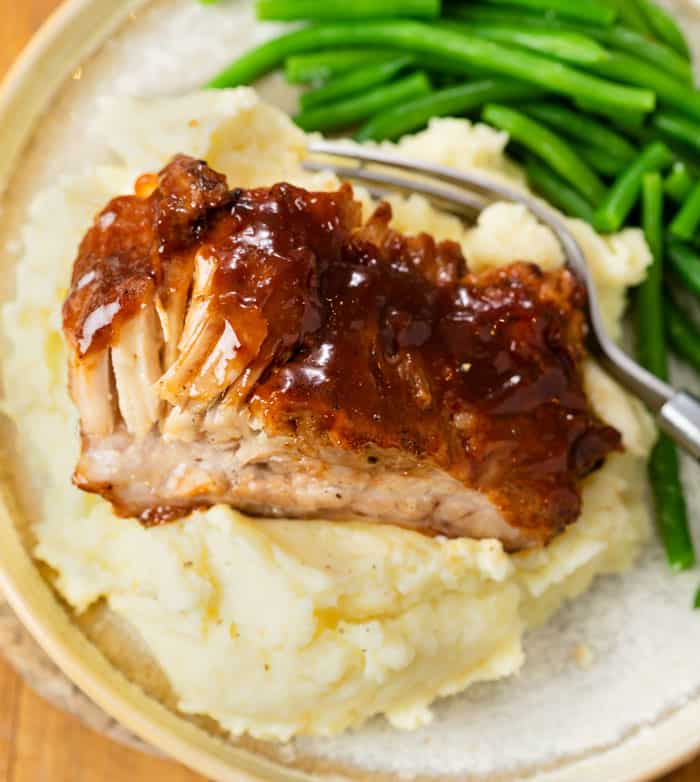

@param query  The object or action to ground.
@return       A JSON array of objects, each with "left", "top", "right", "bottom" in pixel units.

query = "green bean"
[
  {"left": 667, "top": 240, "right": 700, "bottom": 299},
  {"left": 206, "top": 21, "right": 656, "bottom": 116},
  {"left": 355, "top": 79, "right": 543, "bottom": 141},
  {"left": 579, "top": 145, "right": 627, "bottom": 177},
  {"left": 588, "top": 52, "right": 700, "bottom": 123},
  {"left": 285, "top": 50, "right": 397, "bottom": 84},
  {"left": 479, "top": 0, "right": 616, "bottom": 26},
  {"left": 573, "top": 98, "right": 647, "bottom": 134},
  {"left": 664, "top": 162, "right": 694, "bottom": 203},
  {"left": 295, "top": 49, "right": 490, "bottom": 81},
  {"left": 695, "top": 586, "right": 700, "bottom": 610},
  {"left": 637, "top": 0, "right": 691, "bottom": 60},
  {"left": 300, "top": 57, "right": 414, "bottom": 111},
  {"left": 454, "top": 8, "right": 692, "bottom": 83},
  {"left": 294, "top": 71, "right": 431, "bottom": 132},
  {"left": 650, "top": 135, "right": 700, "bottom": 180},
  {"left": 415, "top": 54, "right": 493, "bottom": 78},
  {"left": 256, "top": 0, "right": 440, "bottom": 20},
  {"left": 451, "top": 6, "right": 565, "bottom": 24},
  {"left": 523, "top": 102, "right": 635, "bottom": 160},
  {"left": 593, "top": 142, "right": 673, "bottom": 233},
  {"left": 525, "top": 156, "right": 595, "bottom": 223},
  {"left": 445, "top": 22, "right": 610, "bottom": 65},
  {"left": 608, "top": 0, "right": 652, "bottom": 34},
  {"left": 664, "top": 147, "right": 700, "bottom": 180},
  {"left": 670, "top": 182, "right": 700, "bottom": 241},
  {"left": 667, "top": 298, "right": 700, "bottom": 374},
  {"left": 649, "top": 434, "right": 695, "bottom": 570},
  {"left": 638, "top": 173, "right": 695, "bottom": 572},
  {"left": 652, "top": 112, "right": 700, "bottom": 156},
  {"left": 482, "top": 104, "right": 605, "bottom": 203},
  {"left": 606, "top": 111, "right": 648, "bottom": 135},
  {"left": 597, "top": 26, "right": 692, "bottom": 84},
  {"left": 638, "top": 173, "right": 665, "bottom": 377}
]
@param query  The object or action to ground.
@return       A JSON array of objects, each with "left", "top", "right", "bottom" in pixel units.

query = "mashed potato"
[{"left": 1, "top": 89, "right": 656, "bottom": 740}]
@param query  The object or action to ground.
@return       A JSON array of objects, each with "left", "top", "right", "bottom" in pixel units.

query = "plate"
[{"left": 0, "top": 2, "right": 699, "bottom": 780}]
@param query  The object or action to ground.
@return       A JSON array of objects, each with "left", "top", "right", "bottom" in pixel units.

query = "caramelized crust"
[{"left": 62, "top": 155, "right": 621, "bottom": 548}]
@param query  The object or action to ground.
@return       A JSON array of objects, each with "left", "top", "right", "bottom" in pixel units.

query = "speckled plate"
[{"left": 1, "top": 2, "right": 700, "bottom": 781}]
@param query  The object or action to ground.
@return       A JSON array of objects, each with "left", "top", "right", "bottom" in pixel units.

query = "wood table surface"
[{"left": 0, "top": 1, "right": 698, "bottom": 781}]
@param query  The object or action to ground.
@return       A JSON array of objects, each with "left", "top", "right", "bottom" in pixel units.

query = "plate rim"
[{"left": 0, "top": 2, "right": 699, "bottom": 781}]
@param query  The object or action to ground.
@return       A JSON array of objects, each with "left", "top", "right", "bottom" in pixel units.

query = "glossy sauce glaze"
[{"left": 63, "top": 155, "right": 621, "bottom": 539}]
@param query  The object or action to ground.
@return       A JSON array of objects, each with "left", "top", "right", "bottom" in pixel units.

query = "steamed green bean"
[
  {"left": 483, "top": 103, "right": 605, "bottom": 203},
  {"left": 445, "top": 22, "right": 610, "bottom": 65},
  {"left": 356, "top": 79, "right": 542, "bottom": 141},
  {"left": 207, "top": 21, "right": 656, "bottom": 117},
  {"left": 638, "top": 172, "right": 666, "bottom": 376},
  {"left": 588, "top": 51, "right": 700, "bottom": 122},
  {"left": 295, "top": 71, "right": 431, "bottom": 132},
  {"left": 525, "top": 156, "right": 595, "bottom": 222},
  {"left": 670, "top": 182, "right": 700, "bottom": 241},
  {"left": 649, "top": 434, "right": 696, "bottom": 571},
  {"left": 256, "top": 0, "right": 440, "bottom": 20},
  {"left": 523, "top": 101, "right": 635, "bottom": 160},
  {"left": 579, "top": 145, "right": 627, "bottom": 176},
  {"left": 637, "top": 0, "right": 691, "bottom": 59},
  {"left": 593, "top": 142, "right": 673, "bottom": 233},
  {"left": 638, "top": 172, "right": 695, "bottom": 572},
  {"left": 300, "top": 56, "right": 414, "bottom": 111},
  {"left": 573, "top": 98, "right": 647, "bottom": 134},
  {"left": 595, "top": 25, "right": 691, "bottom": 84},
  {"left": 667, "top": 240, "right": 700, "bottom": 300},
  {"left": 664, "top": 162, "right": 694, "bottom": 203},
  {"left": 653, "top": 112, "right": 700, "bottom": 156},
  {"left": 608, "top": 0, "right": 652, "bottom": 34},
  {"left": 667, "top": 299, "right": 700, "bottom": 374},
  {"left": 479, "top": 0, "right": 616, "bottom": 26},
  {"left": 452, "top": 8, "right": 692, "bottom": 84},
  {"left": 285, "top": 50, "right": 396, "bottom": 84}
]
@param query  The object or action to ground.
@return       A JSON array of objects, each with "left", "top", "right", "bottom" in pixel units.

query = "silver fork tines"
[{"left": 305, "top": 139, "right": 700, "bottom": 459}]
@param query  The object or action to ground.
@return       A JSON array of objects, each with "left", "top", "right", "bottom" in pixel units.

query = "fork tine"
[
  {"left": 308, "top": 139, "right": 527, "bottom": 203},
  {"left": 302, "top": 159, "right": 487, "bottom": 220}
]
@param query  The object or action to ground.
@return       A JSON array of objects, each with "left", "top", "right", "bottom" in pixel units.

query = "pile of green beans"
[
  {"left": 665, "top": 162, "right": 694, "bottom": 202},
  {"left": 202, "top": 0, "right": 700, "bottom": 598}
]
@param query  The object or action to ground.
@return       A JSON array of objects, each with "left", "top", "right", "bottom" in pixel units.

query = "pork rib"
[{"left": 62, "top": 155, "right": 621, "bottom": 550}]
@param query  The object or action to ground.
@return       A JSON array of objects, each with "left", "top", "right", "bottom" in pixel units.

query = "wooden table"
[{"left": 0, "top": 2, "right": 698, "bottom": 780}]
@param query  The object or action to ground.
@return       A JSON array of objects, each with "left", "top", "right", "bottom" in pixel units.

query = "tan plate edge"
[
  {"left": 0, "top": 489, "right": 307, "bottom": 782},
  {"left": 0, "top": 0, "right": 133, "bottom": 193},
  {"left": 0, "top": 2, "right": 699, "bottom": 781}
]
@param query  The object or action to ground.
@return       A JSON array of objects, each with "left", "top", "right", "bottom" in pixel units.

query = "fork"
[{"left": 305, "top": 138, "right": 700, "bottom": 459}]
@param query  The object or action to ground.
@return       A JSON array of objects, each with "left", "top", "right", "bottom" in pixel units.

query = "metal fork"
[{"left": 305, "top": 138, "right": 700, "bottom": 459}]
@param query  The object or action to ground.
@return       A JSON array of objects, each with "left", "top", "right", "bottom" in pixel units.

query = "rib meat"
[{"left": 62, "top": 155, "right": 621, "bottom": 550}]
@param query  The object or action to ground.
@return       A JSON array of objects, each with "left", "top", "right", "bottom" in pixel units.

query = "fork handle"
[{"left": 658, "top": 391, "right": 700, "bottom": 459}]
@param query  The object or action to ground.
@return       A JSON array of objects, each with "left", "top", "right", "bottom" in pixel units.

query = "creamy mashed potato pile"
[{"left": 1, "top": 89, "right": 656, "bottom": 740}]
